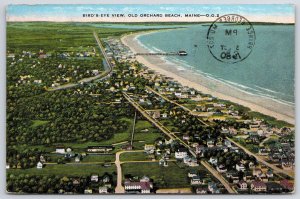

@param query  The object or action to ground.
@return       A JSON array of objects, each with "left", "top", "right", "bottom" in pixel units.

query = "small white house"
[
  {"left": 36, "top": 161, "right": 43, "bottom": 169},
  {"left": 236, "top": 163, "right": 246, "bottom": 172},
  {"left": 99, "top": 186, "right": 108, "bottom": 194},
  {"left": 75, "top": 157, "right": 81, "bottom": 163},
  {"left": 91, "top": 175, "right": 99, "bottom": 182},
  {"left": 208, "top": 157, "right": 218, "bottom": 166},
  {"left": 175, "top": 148, "right": 188, "bottom": 159},
  {"left": 190, "top": 176, "right": 202, "bottom": 185},
  {"left": 56, "top": 147, "right": 65, "bottom": 154}
]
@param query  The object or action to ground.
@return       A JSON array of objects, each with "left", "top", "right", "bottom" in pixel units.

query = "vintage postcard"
[{"left": 6, "top": 4, "right": 295, "bottom": 194}]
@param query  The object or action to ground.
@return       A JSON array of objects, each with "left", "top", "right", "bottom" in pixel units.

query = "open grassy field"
[
  {"left": 121, "top": 161, "right": 210, "bottom": 188},
  {"left": 81, "top": 154, "right": 115, "bottom": 163},
  {"left": 7, "top": 164, "right": 116, "bottom": 177},
  {"left": 30, "top": 120, "right": 50, "bottom": 128},
  {"left": 120, "top": 151, "right": 150, "bottom": 162}
]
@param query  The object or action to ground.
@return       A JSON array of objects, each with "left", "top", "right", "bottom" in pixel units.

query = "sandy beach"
[{"left": 121, "top": 31, "right": 295, "bottom": 125}]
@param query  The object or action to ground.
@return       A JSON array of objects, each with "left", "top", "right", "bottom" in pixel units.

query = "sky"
[{"left": 6, "top": 4, "right": 295, "bottom": 23}]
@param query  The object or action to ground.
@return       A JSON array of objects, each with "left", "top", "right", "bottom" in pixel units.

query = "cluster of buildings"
[{"left": 103, "top": 37, "right": 135, "bottom": 63}]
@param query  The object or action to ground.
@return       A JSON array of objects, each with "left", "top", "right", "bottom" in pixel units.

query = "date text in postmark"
[{"left": 207, "top": 14, "right": 256, "bottom": 64}]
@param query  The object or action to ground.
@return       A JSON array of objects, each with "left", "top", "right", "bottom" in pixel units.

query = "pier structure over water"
[
  {"left": 135, "top": 52, "right": 178, "bottom": 56},
  {"left": 135, "top": 50, "right": 187, "bottom": 56}
]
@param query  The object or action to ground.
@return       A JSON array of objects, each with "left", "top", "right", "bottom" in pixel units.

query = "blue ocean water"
[{"left": 137, "top": 24, "right": 295, "bottom": 106}]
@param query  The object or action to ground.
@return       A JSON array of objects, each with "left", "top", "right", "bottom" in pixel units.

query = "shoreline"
[{"left": 121, "top": 31, "right": 295, "bottom": 125}]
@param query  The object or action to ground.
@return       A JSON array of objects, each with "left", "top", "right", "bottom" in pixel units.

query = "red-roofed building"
[
  {"left": 238, "top": 180, "right": 248, "bottom": 190},
  {"left": 280, "top": 179, "right": 294, "bottom": 192},
  {"left": 124, "top": 176, "right": 153, "bottom": 194},
  {"left": 251, "top": 181, "right": 267, "bottom": 192}
]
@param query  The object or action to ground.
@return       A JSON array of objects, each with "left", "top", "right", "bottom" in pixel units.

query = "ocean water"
[{"left": 137, "top": 24, "right": 295, "bottom": 106}]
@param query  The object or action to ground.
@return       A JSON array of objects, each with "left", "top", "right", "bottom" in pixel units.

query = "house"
[
  {"left": 161, "top": 113, "right": 168, "bottom": 118},
  {"left": 152, "top": 111, "right": 160, "bottom": 119},
  {"left": 40, "top": 155, "right": 46, "bottom": 163},
  {"left": 188, "top": 170, "right": 198, "bottom": 178},
  {"left": 182, "top": 134, "right": 190, "bottom": 141},
  {"left": 72, "top": 178, "right": 80, "bottom": 186},
  {"left": 99, "top": 186, "right": 108, "bottom": 194},
  {"left": 266, "top": 169, "right": 273, "bottom": 178},
  {"left": 207, "top": 139, "right": 215, "bottom": 148},
  {"left": 281, "top": 159, "right": 294, "bottom": 170},
  {"left": 230, "top": 173, "right": 240, "bottom": 184},
  {"left": 238, "top": 180, "right": 248, "bottom": 190},
  {"left": 124, "top": 176, "right": 153, "bottom": 194},
  {"left": 236, "top": 163, "right": 246, "bottom": 172},
  {"left": 195, "top": 145, "right": 205, "bottom": 157},
  {"left": 248, "top": 161, "right": 255, "bottom": 169},
  {"left": 224, "top": 139, "right": 232, "bottom": 147},
  {"left": 87, "top": 146, "right": 114, "bottom": 153},
  {"left": 252, "top": 168, "right": 263, "bottom": 177},
  {"left": 175, "top": 148, "right": 188, "bottom": 159},
  {"left": 91, "top": 175, "right": 99, "bottom": 182},
  {"left": 75, "top": 156, "right": 81, "bottom": 163},
  {"left": 36, "top": 162, "right": 43, "bottom": 169},
  {"left": 102, "top": 175, "right": 111, "bottom": 183},
  {"left": 196, "top": 187, "right": 208, "bottom": 194},
  {"left": 144, "top": 144, "right": 155, "bottom": 152},
  {"left": 190, "top": 176, "right": 202, "bottom": 185},
  {"left": 208, "top": 157, "right": 218, "bottom": 166},
  {"left": 84, "top": 189, "right": 93, "bottom": 194},
  {"left": 56, "top": 147, "right": 66, "bottom": 154},
  {"left": 208, "top": 182, "right": 220, "bottom": 194},
  {"left": 258, "top": 148, "right": 269, "bottom": 156},
  {"left": 216, "top": 164, "right": 227, "bottom": 173},
  {"left": 183, "top": 156, "right": 198, "bottom": 167},
  {"left": 159, "top": 158, "right": 168, "bottom": 167},
  {"left": 243, "top": 171, "right": 255, "bottom": 183},
  {"left": 251, "top": 181, "right": 267, "bottom": 192},
  {"left": 266, "top": 182, "right": 283, "bottom": 193}
]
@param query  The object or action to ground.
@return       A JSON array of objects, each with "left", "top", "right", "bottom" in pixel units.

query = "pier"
[
  {"left": 135, "top": 52, "right": 178, "bottom": 56},
  {"left": 135, "top": 50, "right": 187, "bottom": 56}
]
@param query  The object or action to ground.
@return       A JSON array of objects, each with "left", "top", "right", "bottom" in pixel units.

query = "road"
[
  {"left": 48, "top": 31, "right": 112, "bottom": 91},
  {"left": 130, "top": 111, "right": 137, "bottom": 146},
  {"left": 114, "top": 150, "right": 144, "bottom": 193},
  {"left": 227, "top": 137, "right": 294, "bottom": 179},
  {"left": 146, "top": 86, "right": 209, "bottom": 127},
  {"left": 201, "top": 161, "right": 237, "bottom": 194},
  {"left": 114, "top": 151, "right": 126, "bottom": 193},
  {"left": 123, "top": 92, "right": 193, "bottom": 154},
  {"left": 123, "top": 92, "right": 237, "bottom": 193},
  {"left": 146, "top": 87, "right": 294, "bottom": 178}
]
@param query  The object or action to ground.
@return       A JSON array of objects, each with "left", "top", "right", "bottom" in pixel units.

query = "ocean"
[{"left": 136, "top": 24, "right": 295, "bottom": 107}]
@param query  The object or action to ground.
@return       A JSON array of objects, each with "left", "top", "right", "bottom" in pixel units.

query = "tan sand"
[{"left": 121, "top": 31, "right": 295, "bottom": 125}]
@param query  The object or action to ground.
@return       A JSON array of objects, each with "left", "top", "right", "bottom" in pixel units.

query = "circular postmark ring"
[{"left": 207, "top": 14, "right": 256, "bottom": 64}]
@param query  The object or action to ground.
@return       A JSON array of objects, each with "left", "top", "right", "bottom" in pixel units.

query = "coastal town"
[{"left": 6, "top": 22, "right": 294, "bottom": 194}]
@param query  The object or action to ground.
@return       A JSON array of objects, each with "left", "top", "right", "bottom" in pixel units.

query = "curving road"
[{"left": 114, "top": 150, "right": 144, "bottom": 193}]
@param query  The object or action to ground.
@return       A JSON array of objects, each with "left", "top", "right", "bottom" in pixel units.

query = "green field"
[
  {"left": 120, "top": 151, "right": 150, "bottom": 162},
  {"left": 7, "top": 164, "right": 116, "bottom": 177},
  {"left": 121, "top": 162, "right": 209, "bottom": 188},
  {"left": 81, "top": 155, "right": 115, "bottom": 163},
  {"left": 30, "top": 120, "right": 50, "bottom": 128}
]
